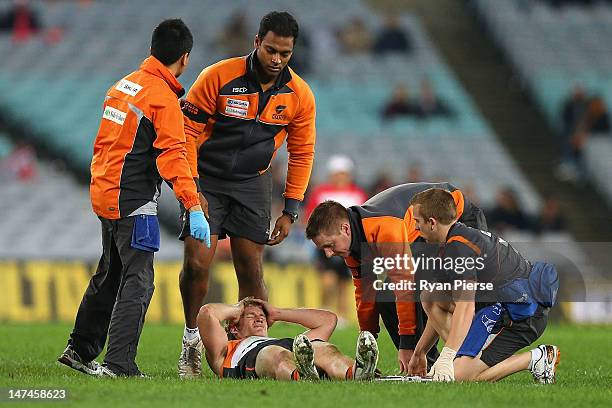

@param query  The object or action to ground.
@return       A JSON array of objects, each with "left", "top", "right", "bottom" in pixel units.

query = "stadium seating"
[
  {"left": 473, "top": 0, "right": 612, "bottom": 203},
  {"left": 0, "top": 158, "right": 183, "bottom": 260},
  {"left": 0, "top": 132, "right": 13, "bottom": 158},
  {"left": 0, "top": 0, "right": 548, "bottom": 259},
  {"left": 584, "top": 137, "right": 612, "bottom": 206}
]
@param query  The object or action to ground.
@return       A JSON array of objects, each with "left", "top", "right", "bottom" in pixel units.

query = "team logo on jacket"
[
  {"left": 115, "top": 79, "right": 142, "bottom": 97},
  {"left": 225, "top": 98, "right": 249, "bottom": 118},
  {"left": 102, "top": 106, "right": 127, "bottom": 125},
  {"left": 273, "top": 104, "right": 287, "bottom": 120}
]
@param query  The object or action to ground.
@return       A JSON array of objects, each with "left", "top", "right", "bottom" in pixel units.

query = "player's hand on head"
[
  {"left": 407, "top": 351, "right": 427, "bottom": 376},
  {"left": 250, "top": 298, "right": 277, "bottom": 327},
  {"left": 266, "top": 214, "right": 293, "bottom": 246},
  {"left": 398, "top": 349, "right": 414, "bottom": 374},
  {"left": 230, "top": 298, "right": 250, "bottom": 323}
]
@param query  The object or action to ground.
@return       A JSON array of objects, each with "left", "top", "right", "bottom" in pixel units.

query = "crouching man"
[
  {"left": 197, "top": 297, "right": 378, "bottom": 381},
  {"left": 406, "top": 188, "right": 561, "bottom": 383}
]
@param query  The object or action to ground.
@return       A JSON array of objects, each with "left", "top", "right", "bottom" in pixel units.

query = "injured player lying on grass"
[{"left": 196, "top": 297, "right": 378, "bottom": 380}]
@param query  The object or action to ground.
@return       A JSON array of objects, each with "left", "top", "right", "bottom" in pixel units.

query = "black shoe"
[
  {"left": 100, "top": 364, "right": 149, "bottom": 379},
  {"left": 57, "top": 345, "right": 102, "bottom": 376}
]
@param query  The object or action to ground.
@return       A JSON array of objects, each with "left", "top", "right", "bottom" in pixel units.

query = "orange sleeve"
[
  {"left": 451, "top": 190, "right": 465, "bottom": 219},
  {"left": 182, "top": 67, "right": 220, "bottom": 179},
  {"left": 346, "top": 256, "right": 380, "bottom": 335},
  {"left": 151, "top": 94, "right": 199, "bottom": 210},
  {"left": 364, "top": 218, "right": 417, "bottom": 336},
  {"left": 380, "top": 223, "right": 417, "bottom": 336},
  {"left": 284, "top": 83, "right": 316, "bottom": 201}
]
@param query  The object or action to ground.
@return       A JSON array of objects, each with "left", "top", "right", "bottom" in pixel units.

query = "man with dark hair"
[
  {"left": 150, "top": 18, "right": 194, "bottom": 65},
  {"left": 407, "top": 188, "right": 560, "bottom": 383},
  {"left": 58, "top": 19, "right": 210, "bottom": 378},
  {"left": 177, "top": 11, "right": 316, "bottom": 378},
  {"left": 197, "top": 297, "right": 378, "bottom": 381},
  {"left": 305, "top": 182, "right": 487, "bottom": 374}
]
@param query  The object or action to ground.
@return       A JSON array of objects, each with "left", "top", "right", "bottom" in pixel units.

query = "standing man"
[
  {"left": 406, "top": 188, "right": 560, "bottom": 383},
  {"left": 305, "top": 182, "right": 487, "bottom": 373},
  {"left": 58, "top": 19, "right": 210, "bottom": 377},
  {"left": 178, "top": 11, "right": 316, "bottom": 378}
]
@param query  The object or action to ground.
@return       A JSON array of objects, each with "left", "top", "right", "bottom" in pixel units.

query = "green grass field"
[{"left": 1, "top": 323, "right": 611, "bottom": 407}]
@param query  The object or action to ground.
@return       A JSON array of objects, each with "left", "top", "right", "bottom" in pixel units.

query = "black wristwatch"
[{"left": 282, "top": 210, "right": 298, "bottom": 223}]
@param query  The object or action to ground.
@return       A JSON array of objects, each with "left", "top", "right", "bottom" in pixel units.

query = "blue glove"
[{"left": 189, "top": 210, "right": 211, "bottom": 248}]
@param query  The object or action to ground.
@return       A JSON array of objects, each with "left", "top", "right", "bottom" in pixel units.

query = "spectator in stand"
[
  {"left": 0, "top": 0, "right": 41, "bottom": 43},
  {"left": 381, "top": 84, "right": 420, "bottom": 120},
  {"left": 368, "top": 171, "right": 394, "bottom": 196},
  {"left": 460, "top": 182, "right": 480, "bottom": 208},
  {"left": 544, "top": 0, "right": 598, "bottom": 7},
  {"left": 338, "top": 17, "right": 373, "bottom": 55},
  {"left": 1, "top": 141, "right": 37, "bottom": 182},
  {"left": 215, "top": 11, "right": 252, "bottom": 57},
  {"left": 373, "top": 16, "right": 412, "bottom": 55},
  {"left": 416, "top": 79, "right": 453, "bottom": 118},
  {"left": 561, "top": 94, "right": 611, "bottom": 182},
  {"left": 557, "top": 85, "right": 588, "bottom": 181},
  {"left": 405, "top": 162, "right": 424, "bottom": 183},
  {"left": 488, "top": 187, "right": 532, "bottom": 233},
  {"left": 561, "top": 85, "right": 588, "bottom": 147},
  {"left": 534, "top": 195, "right": 566, "bottom": 234},
  {"left": 290, "top": 28, "right": 312, "bottom": 75},
  {"left": 304, "top": 155, "right": 368, "bottom": 324}
]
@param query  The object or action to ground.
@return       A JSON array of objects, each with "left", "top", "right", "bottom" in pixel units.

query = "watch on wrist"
[{"left": 282, "top": 210, "right": 298, "bottom": 223}]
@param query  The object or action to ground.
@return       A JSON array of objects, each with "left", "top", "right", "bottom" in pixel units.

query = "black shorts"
[
  {"left": 479, "top": 305, "right": 549, "bottom": 367},
  {"left": 222, "top": 338, "right": 293, "bottom": 379},
  {"left": 315, "top": 250, "right": 351, "bottom": 280},
  {"left": 180, "top": 172, "right": 272, "bottom": 244}
]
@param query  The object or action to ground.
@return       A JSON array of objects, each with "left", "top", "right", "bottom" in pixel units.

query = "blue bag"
[
  {"left": 528, "top": 261, "right": 559, "bottom": 308},
  {"left": 457, "top": 303, "right": 505, "bottom": 358},
  {"left": 131, "top": 215, "right": 160, "bottom": 252}
]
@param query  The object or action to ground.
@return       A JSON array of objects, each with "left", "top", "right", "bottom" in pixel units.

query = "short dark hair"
[
  {"left": 258, "top": 11, "right": 299, "bottom": 43},
  {"left": 151, "top": 19, "right": 193, "bottom": 65},
  {"left": 410, "top": 188, "right": 457, "bottom": 225},
  {"left": 305, "top": 201, "right": 349, "bottom": 240}
]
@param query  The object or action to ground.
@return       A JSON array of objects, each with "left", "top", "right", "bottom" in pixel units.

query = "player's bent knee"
[
  {"left": 454, "top": 356, "right": 485, "bottom": 382},
  {"left": 256, "top": 346, "right": 294, "bottom": 379},
  {"left": 312, "top": 341, "right": 336, "bottom": 356}
]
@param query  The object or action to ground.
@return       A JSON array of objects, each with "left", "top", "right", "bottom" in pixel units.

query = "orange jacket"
[
  {"left": 345, "top": 182, "right": 468, "bottom": 348},
  {"left": 90, "top": 56, "right": 199, "bottom": 219},
  {"left": 182, "top": 51, "right": 316, "bottom": 211}
]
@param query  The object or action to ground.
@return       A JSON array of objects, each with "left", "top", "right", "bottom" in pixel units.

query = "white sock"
[
  {"left": 183, "top": 325, "right": 200, "bottom": 341},
  {"left": 528, "top": 347, "right": 543, "bottom": 370}
]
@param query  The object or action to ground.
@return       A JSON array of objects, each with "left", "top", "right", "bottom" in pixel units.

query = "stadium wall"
[{"left": 0, "top": 261, "right": 356, "bottom": 323}]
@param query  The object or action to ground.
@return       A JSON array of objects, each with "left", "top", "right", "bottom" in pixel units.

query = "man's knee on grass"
[{"left": 454, "top": 356, "right": 488, "bottom": 381}]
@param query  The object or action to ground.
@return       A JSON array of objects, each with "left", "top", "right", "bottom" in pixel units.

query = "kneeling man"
[
  {"left": 407, "top": 188, "right": 560, "bottom": 383},
  {"left": 197, "top": 297, "right": 378, "bottom": 381}
]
